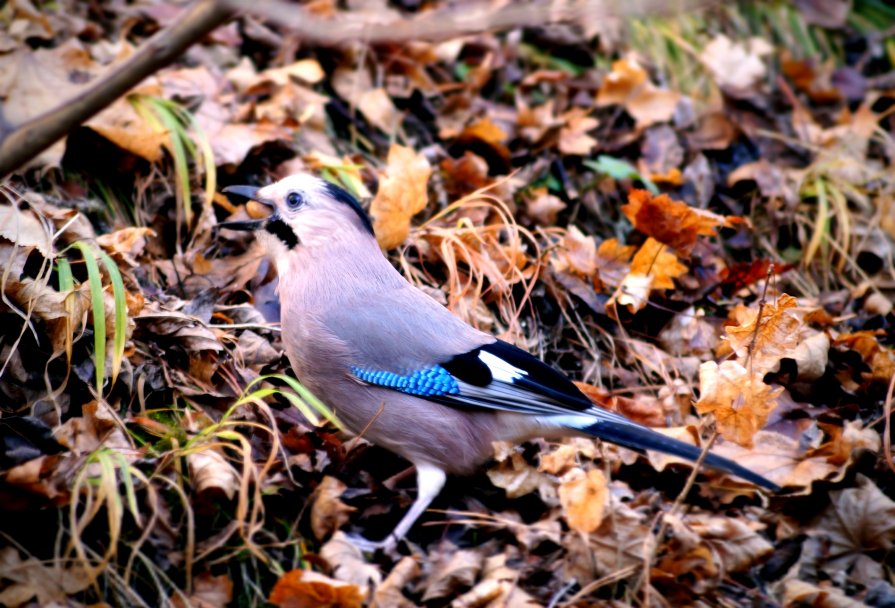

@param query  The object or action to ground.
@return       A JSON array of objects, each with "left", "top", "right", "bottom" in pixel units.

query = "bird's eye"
[{"left": 286, "top": 192, "right": 304, "bottom": 209}]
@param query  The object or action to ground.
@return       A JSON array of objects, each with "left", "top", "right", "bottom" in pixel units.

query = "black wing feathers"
[{"left": 441, "top": 340, "right": 592, "bottom": 413}]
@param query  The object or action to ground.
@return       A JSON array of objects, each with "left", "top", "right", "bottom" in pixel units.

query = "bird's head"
[{"left": 219, "top": 174, "right": 375, "bottom": 256}]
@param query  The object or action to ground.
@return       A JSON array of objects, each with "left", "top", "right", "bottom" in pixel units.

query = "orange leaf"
[
  {"left": 622, "top": 189, "right": 742, "bottom": 256},
  {"left": 696, "top": 361, "right": 782, "bottom": 447},
  {"left": 629, "top": 237, "right": 687, "bottom": 290},
  {"left": 269, "top": 570, "right": 364, "bottom": 608},
  {"left": 370, "top": 144, "right": 432, "bottom": 249},
  {"left": 559, "top": 468, "right": 608, "bottom": 534}
]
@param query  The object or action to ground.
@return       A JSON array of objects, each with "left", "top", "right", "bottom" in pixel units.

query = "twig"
[{"left": 0, "top": 0, "right": 235, "bottom": 178}]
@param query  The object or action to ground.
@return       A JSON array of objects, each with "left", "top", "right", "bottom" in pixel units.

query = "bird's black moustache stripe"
[{"left": 266, "top": 217, "right": 299, "bottom": 248}]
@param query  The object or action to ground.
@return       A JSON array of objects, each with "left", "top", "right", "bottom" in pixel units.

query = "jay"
[{"left": 220, "top": 174, "right": 779, "bottom": 551}]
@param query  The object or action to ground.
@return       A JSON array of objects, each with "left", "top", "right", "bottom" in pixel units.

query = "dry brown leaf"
[
  {"left": 552, "top": 226, "right": 598, "bottom": 277},
  {"left": 809, "top": 475, "right": 895, "bottom": 586},
  {"left": 487, "top": 448, "right": 557, "bottom": 503},
  {"left": 595, "top": 237, "right": 636, "bottom": 287},
  {"left": 452, "top": 553, "right": 539, "bottom": 608},
  {"left": 187, "top": 448, "right": 240, "bottom": 500},
  {"left": 421, "top": 548, "right": 482, "bottom": 601},
  {"left": 268, "top": 569, "right": 364, "bottom": 608},
  {"left": 524, "top": 188, "right": 566, "bottom": 225},
  {"left": 370, "top": 144, "right": 431, "bottom": 249},
  {"left": 710, "top": 430, "right": 844, "bottom": 491},
  {"left": 622, "top": 189, "right": 741, "bottom": 256},
  {"left": 835, "top": 331, "right": 895, "bottom": 385},
  {"left": 724, "top": 294, "right": 802, "bottom": 373},
  {"left": 0, "top": 547, "right": 91, "bottom": 607},
  {"left": 311, "top": 476, "right": 357, "bottom": 541},
  {"left": 558, "top": 467, "right": 608, "bottom": 534},
  {"left": 371, "top": 556, "right": 418, "bottom": 608},
  {"left": 686, "top": 514, "right": 773, "bottom": 572},
  {"left": 659, "top": 306, "right": 720, "bottom": 359},
  {"left": 696, "top": 361, "right": 782, "bottom": 447},
  {"left": 596, "top": 58, "right": 681, "bottom": 128},
  {"left": 0, "top": 205, "right": 52, "bottom": 256},
  {"left": 558, "top": 108, "right": 598, "bottom": 156},
  {"left": 783, "top": 579, "right": 865, "bottom": 608},
  {"left": 320, "top": 532, "right": 381, "bottom": 595}
]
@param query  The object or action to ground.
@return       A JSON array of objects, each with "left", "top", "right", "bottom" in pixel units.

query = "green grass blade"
[
  {"left": 98, "top": 251, "right": 127, "bottom": 387},
  {"left": 71, "top": 242, "right": 106, "bottom": 396}
]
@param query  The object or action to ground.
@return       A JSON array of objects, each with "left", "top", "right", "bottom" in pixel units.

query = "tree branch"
[{"left": 0, "top": 0, "right": 234, "bottom": 178}]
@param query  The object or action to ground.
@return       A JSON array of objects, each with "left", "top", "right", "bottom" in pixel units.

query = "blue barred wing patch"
[{"left": 350, "top": 365, "right": 460, "bottom": 397}]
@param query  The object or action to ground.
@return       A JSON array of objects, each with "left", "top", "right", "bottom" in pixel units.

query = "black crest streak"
[
  {"left": 266, "top": 217, "right": 299, "bottom": 249},
  {"left": 322, "top": 181, "right": 375, "bottom": 236}
]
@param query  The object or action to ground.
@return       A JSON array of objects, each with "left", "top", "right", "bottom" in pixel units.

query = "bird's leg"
[{"left": 348, "top": 462, "right": 447, "bottom": 553}]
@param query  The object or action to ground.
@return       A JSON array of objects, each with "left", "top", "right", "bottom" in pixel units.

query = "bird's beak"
[{"left": 218, "top": 185, "right": 276, "bottom": 231}]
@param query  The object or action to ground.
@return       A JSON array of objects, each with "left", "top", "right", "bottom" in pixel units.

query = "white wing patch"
[{"left": 478, "top": 350, "right": 527, "bottom": 382}]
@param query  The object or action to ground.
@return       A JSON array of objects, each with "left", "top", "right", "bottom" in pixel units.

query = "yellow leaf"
[
  {"left": 559, "top": 468, "right": 608, "bottom": 534},
  {"left": 370, "top": 144, "right": 431, "bottom": 249}
]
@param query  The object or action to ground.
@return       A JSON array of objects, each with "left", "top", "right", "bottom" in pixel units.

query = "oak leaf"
[{"left": 559, "top": 468, "right": 608, "bottom": 534}]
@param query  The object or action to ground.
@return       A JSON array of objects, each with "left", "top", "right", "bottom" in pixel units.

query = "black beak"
[{"left": 218, "top": 185, "right": 277, "bottom": 231}]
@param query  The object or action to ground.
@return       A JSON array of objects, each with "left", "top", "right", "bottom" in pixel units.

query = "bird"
[{"left": 219, "top": 174, "right": 780, "bottom": 551}]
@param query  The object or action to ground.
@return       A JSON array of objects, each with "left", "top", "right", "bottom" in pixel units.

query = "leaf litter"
[{"left": 1, "top": 1, "right": 895, "bottom": 606}]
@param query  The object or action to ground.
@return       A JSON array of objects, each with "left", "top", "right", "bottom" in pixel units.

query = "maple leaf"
[
  {"left": 696, "top": 361, "right": 782, "bottom": 446},
  {"left": 370, "top": 144, "right": 432, "bottom": 249},
  {"left": 595, "top": 58, "right": 681, "bottom": 128},
  {"left": 724, "top": 294, "right": 802, "bottom": 374},
  {"left": 622, "top": 189, "right": 743, "bottom": 256}
]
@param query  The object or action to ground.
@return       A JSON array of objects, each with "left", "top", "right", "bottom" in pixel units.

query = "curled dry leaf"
[
  {"left": 0, "top": 546, "right": 91, "bottom": 607},
  {"left": 311, "top": 477, "right": 357, "bottom": 541},
  {"left": 696, "top": 360, "right": 782, "bottom": 447},
  {"left": 558, "top": 467, "right": 608, "bottom": 534},
  {"left": 187, "top": 448, "right": 240, "bottom": 500},
  {"left": 622, "top": 189, "right": 741, "bottom": 256},
  {"left": 370, "top": 144, "right": 432, "bottom": 249},
  {"left": 268, "top": 569, "right": 364, "bottom": 608},
  {"left": 320, "top": 532, "right": 381, "bottom": 595},
  {"left": 0, "top": 204, "right": 52, "bottom": 257}
]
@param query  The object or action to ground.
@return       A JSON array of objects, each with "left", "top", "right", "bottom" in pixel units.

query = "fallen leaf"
[
  {"left": 370, "top": 144, "right": 431, "bottom": 249},
  {"left": 187, "top": 448, "right": 240, "bottom": 500},
  {"left": 311, "top": 477, "right": 357, "bottom": 541},
  {"left": 622, "top": 189, "right": 741, "bottom": 256},
  {"left": 696, "top": 361, "right": 782, "bottom": 446},
  {"left": 596, "top": 58, "right": 681, "bottom": 128},
  {"left": 629, "top": 237, "right": 687, "bottom": 290},
  {"left": 700, "top": 35, "right": 773, "bottom": 98},
  {"left": 269, "top": 569, "right": 364, "bottom": 608},
  {"left": 559, "top": 467, "right": 608, "bottom": 534},
  {"left": 171, "top": 572, "right": 233, "bottom": 608},
  {"left": 558, "top": 108, "right": 598, "bottom": 156},
  {"left": 421, "top": 548, "right": 482, "bottom": 601},
  {"left": 371, "top": 556, "right": 418, "bottom": 608},
  {"left": 724, "top": 294, "right": 803, "bottom": 374},
  {"left": 320, "top": 532, "right": 381, "bottom": 595}
]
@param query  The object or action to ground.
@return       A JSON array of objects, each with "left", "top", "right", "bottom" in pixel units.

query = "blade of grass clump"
[
  {"left": 99, "top": 251, "right": 127, "bottom": 388},
  {"left": 803, "top": 177, "right": 829, "bottom": 269},
  {"left": 71, "top": 242, "right": 107, "bottom": 396},
  {"left": 57, "top": 258, "right": 74, "bottom": 368},
  {"left": 240, "top": 374, "right": 342, "bottom": 429}
]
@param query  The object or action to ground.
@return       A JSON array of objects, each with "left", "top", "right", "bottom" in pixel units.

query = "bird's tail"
[{"left": 579, "top": 414, "right": 780, "bottom": 491}]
